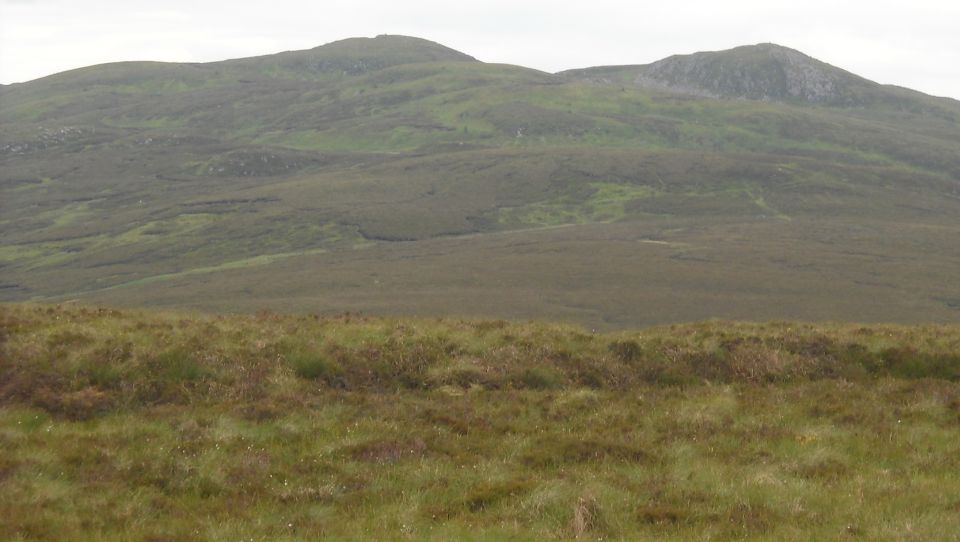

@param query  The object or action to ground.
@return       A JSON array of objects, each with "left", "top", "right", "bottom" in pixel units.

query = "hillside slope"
[{"left": 1, "top": 37, "right": 959, "bottom": 326}]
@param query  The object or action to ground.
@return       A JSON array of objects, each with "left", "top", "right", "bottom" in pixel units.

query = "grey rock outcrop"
[
  {"left": 635, "top": 44, "right": 867, "bottom": 104},
  {"left": 561, "top": 43, "right": 879, "bottom": 105}
]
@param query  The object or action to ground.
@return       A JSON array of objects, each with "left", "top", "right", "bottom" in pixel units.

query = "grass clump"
[
  {"left": 511, "top": 366, "right": 566, "bottom": 389},
  {"left": 637, "top": 503, "right": 686, "bottom": 525},
  {"left": 523, "top": 437, "right": 650, "bottom": 467},
  {"left": 150, "top": 347, "right": 206, "bottom": 382},
  {"left": 881, "top": 347, "right": 960, "bottom": 380},
  {"left": 31, "top": 386, "right": 113, "bottom": 420},
  {"left": 608, "top": 338, "right": 643, "bottom": 362},
  {"left": 425, "top": 357, "right": 492, "bottom": 388},
  {"left": 285, "top": 345, "right": 343, "bottom": 382}
]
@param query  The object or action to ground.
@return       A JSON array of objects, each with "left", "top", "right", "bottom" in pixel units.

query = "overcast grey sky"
[{"left": 1, "top": 0, "right": 958, "bottom": 99}]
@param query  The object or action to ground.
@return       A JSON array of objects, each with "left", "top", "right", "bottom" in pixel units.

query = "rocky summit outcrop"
[
  {"left": 637, "top": 44, "right": 872, "bottom": 103},
  {"left": 562, "top": 43, "right": 878, "bottom": 105}
]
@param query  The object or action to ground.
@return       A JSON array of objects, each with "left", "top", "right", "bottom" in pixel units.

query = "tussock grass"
[
  {"left": 2, "top": 304, "right": 959, "bottom": 411},
  {"left": 1, "top": 303, "right": 960, "bottom": 539}
]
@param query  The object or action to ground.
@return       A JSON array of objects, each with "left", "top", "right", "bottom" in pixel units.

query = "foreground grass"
[{"left": 2, "top": 304, "right": 960, "bottom": 540}]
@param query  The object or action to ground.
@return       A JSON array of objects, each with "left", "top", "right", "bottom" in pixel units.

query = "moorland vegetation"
[{"left": 2, "top": 304, "right": 959, "bottom": 540}]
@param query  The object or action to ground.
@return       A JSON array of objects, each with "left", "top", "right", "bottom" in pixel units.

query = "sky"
[{"left": 1, "top": 0, "right": 958, "bottom": 99}]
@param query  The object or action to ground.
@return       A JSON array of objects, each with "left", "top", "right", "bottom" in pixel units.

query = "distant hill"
[
  {"left": 563, "top": 44, "right": 860, "bottom": 102},
  {"left": 224, "top": 34, "right": 477, "bottom": 74},
  {"left": 1, "top": 36, "right": 959, "bottom": 327},
  {"left": 562, "top": 43, "right": 960, "bottom": 116}
]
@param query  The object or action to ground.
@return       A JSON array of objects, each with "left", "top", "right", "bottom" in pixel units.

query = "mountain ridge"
[
  {"left": 5, "top": 36, "right": 958, "bottom": 107},
  {"left": 0, "top": 35, "right": 478, "bottom": 91},
  {"left": 1, "top": 35, "right": 959, "bottom": 327}
]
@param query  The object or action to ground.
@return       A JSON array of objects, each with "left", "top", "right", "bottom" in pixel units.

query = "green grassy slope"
[
  {"left": 2, "top": 304, "right": 960, "bottom": 540},
  {"left": 1, "top": 36, "right": 959, "bottom": 326}
]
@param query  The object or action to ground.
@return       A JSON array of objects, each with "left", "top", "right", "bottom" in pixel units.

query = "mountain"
[
  {"left": 2, "top": 37, "right": 959, "bottom": 327},
  {"left": 562, "top": 43, "right": 957, "bottom": 110},
  {"left": 561, "top": 44, "right": 864, "bottom": 102},
  {"left": 227, "top": 34, "right": 478, "bottom": 74}
]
